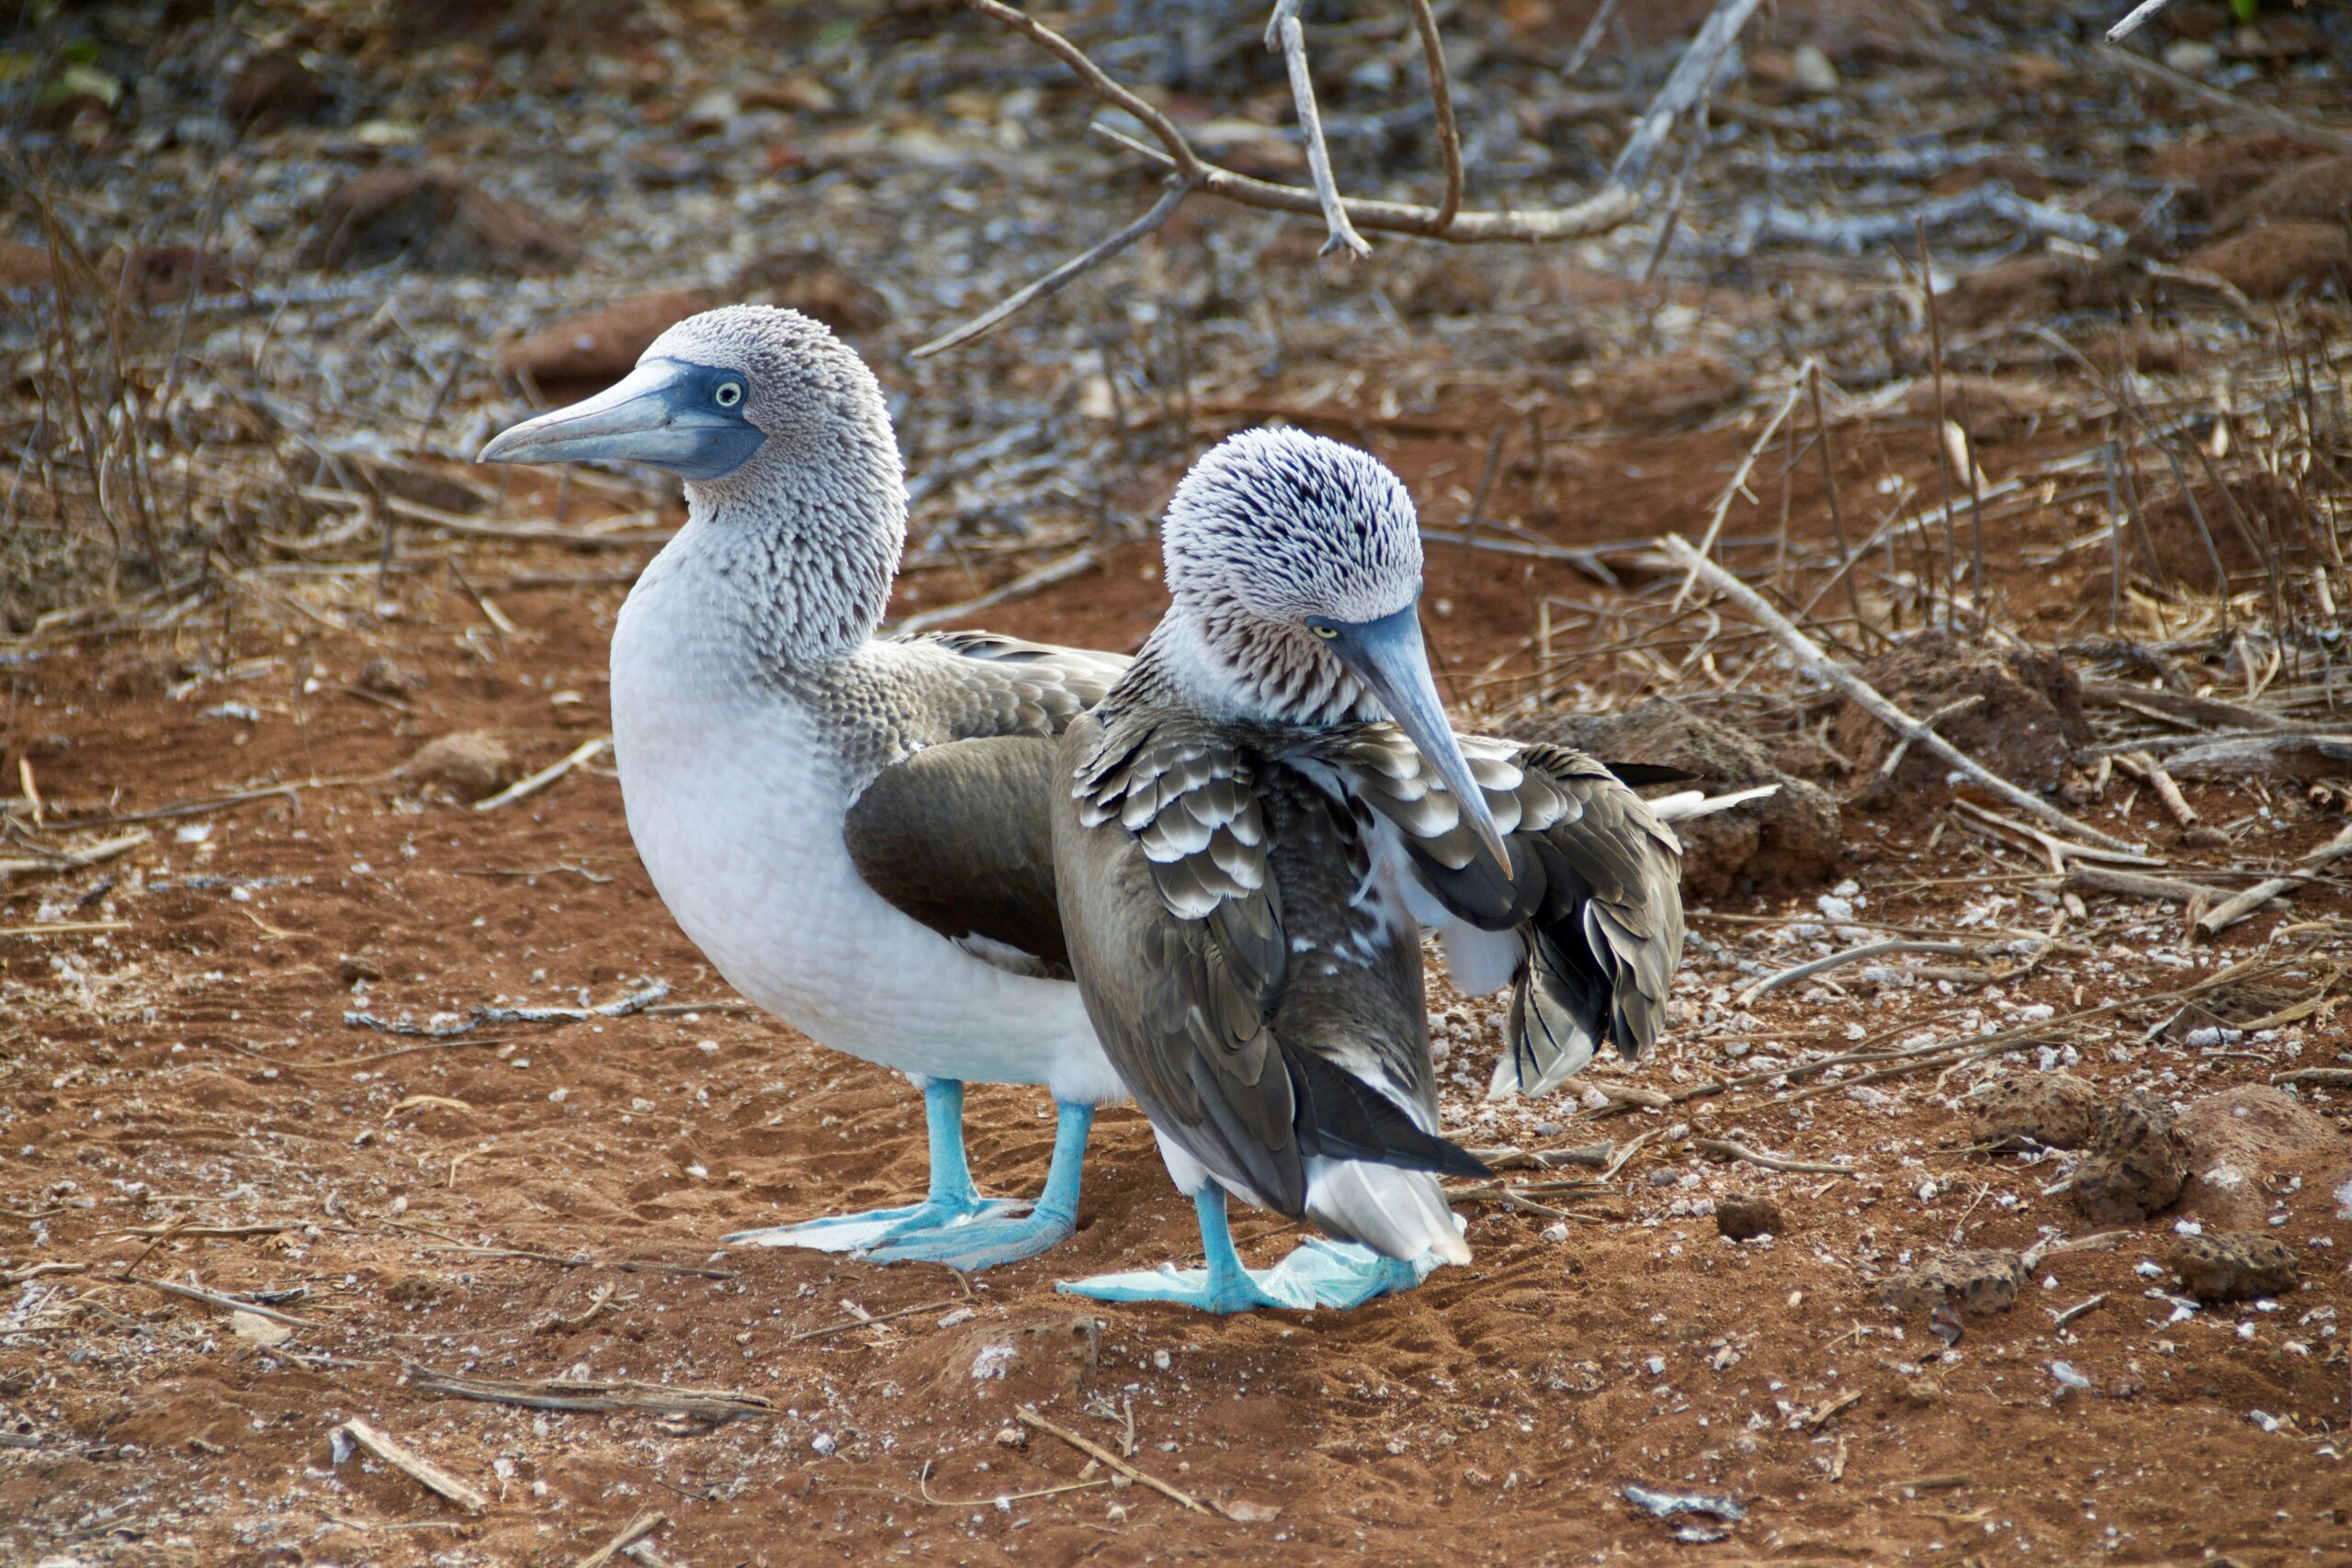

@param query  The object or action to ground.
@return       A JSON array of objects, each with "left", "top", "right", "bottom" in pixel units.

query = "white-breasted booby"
[
  {"left": 1049, "top": 429, "right": 1686, "bottom": 1314},
  {"left": 479, "top": 305, "right": 1128, "bottom": 1270}
]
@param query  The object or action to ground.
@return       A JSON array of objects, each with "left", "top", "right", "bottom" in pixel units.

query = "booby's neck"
[
  {"left": 654, "top": 421, "right": 908, "bottom": 666},
  {"left": 1125, "top": 602, "right": 1375, "bottom": 728}
]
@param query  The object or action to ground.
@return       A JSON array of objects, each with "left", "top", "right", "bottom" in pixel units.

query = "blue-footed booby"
[
  {"left": 1050, "top": 429, "right": 1687, "bottom": 1314},
  {"left": 479, "top": 305, "right": 1128, "bottom": 1270}
]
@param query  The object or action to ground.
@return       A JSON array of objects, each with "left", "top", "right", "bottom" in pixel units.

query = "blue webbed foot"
[
  {"left": 1057, "top": 1189, "right": 1442, "bottom": 1314},
  {"left": 723, "top": 1194, "right": 1023, "bottom": 1254},
  {"left": 862, "top": 1099, "right": 1094, "bottom": 1269}
]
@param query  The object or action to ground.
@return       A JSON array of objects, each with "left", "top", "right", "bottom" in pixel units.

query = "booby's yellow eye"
[
  {"left": 714, "top": 381, "right": 744, "bottom": 408},
  {"left": 1312, "top": 625, "right": 1339, "bottom": 638}
]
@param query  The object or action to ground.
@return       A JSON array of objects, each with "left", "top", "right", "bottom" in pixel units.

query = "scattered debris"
[
  {"left": 331, "top": 1416, "right": 490, "bottom": 1514},
  {"left": 1713, "top": 1193, "right": 1783, "bottom": 1240},
  {"left": 2072, "top": 1092, "right": 2192, "bottom": 1224}
]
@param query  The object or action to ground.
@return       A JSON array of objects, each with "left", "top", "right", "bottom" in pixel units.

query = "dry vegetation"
[{"left": 4, "top": 1, "right": 2350, "bottom": 1564}]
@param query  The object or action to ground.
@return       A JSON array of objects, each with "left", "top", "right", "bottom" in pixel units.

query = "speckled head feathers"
[
  {"left": 1162, "top": 429, "right": 1423, "bottom": 627},
  {"left": 644, "top": 305, "right": 889, "bottom": 458}
]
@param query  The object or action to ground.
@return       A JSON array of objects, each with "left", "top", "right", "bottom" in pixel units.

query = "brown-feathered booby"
[
  {"left": 1050, "top": 429, "right": 1686, "bottom": 1312},
  {"left": 478, "top": 305, "right": 1127, "bottom": 1269}
]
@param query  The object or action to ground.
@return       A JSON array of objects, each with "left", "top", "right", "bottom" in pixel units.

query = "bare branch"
[
  {"left": 957, "top": 0, "right": 1204, "bottom": 181},
  {"left": 1094, "top": 122, "right": 1638, "bottom": 243},
  {"left": 1562, "top": 0, "right": 1624, "bottom": 82},
  {"left": 910, "top": 178, "right": 1197, "bottom": 359},
  {"left": 2104, "top": 0, "right": 2176, "bottom": 43},
  {"left": 1267, "top": 3, "right": 1371, "bottom": 257},
  {"left": 929, "top": 0, "right": 1764, "bottom": 348},
  {"left": 2098, "top": 42, "right": 2352, "bottom": 154},
  {"left": 1405, "top": 0, "right": 1463, "bottom": 232},
  {"left": 1609, "top": 0, "right": 1764, "bottom": 190}
]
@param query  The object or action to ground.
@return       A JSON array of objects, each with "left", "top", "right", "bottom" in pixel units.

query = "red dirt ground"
[{"left": 3, "top": 402, "right": 2348, "bottom": 1566}]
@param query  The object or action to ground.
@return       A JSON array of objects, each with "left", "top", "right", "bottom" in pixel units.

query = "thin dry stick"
[
  {"left": 1916, "top": 221, "right": 1961, "bottom": 630},
  {"left": 892, "top": 546, "right": 1100, "bottom": 633},
  {"left": 1806, "top": 364, "right": 1871, "bottom": 644},
  {"left": 1875, "top": 694, "right": 1985, "bottom": 781},
  {"left": 786, "top": 1296, "right": 963, "bottom": 1343},
  {"left": 335, "top": 1417, "right": 490, "bottom": 1514},
  {"left": 1661, "top": 535, "right": 2145, "bottom": 855},
  {"left": 1561, "top": 0, "right": 1625, "bottom": 80},
  {"left": 2114, "top": 750, "right": 2198, "bottom": 827},
  {"left": 2104, "top": 0, "right": 2176, "bottom": 41},
  {"left": 1673, "top": 370, "right": 1814, "bottom": 607},
  {"left": 473, "top": 736, "right": 608, "bottom": 812},
  {"left": 1693, "top": 1137, "right": 1855, "bottom": 1177},
  {"left": 1736, "top": 940, "right": 1972, "bottom": 1006},
  {"left": 407, "top": 1366, "right": 775, "bottom": 1423},
  {"left": 1404, "top": 0, "right": 1463, "bottom": 231},
  {"left": 122, "top": 1273, "right": 318, "bottom": 1330},
  {"left": 1017, "top": 1404, "right": 1216, "bottom": 1516},
  {"left": 1268, "top": 1, "right": 1370, "bottom": 257},
  {"left": 910, "top": 182, "right": 1196, "bottom": 359},
  {"left": 572, "top": 1512, "right": 668, "bottom": 1568},
  {"left": 2194, "top": 820, "right": 2352, "bottom": 939},
  {"left": 1459, "top": 423, "right": 1509, "bottom": 568},
  {"left": 2098, "top": 43, "right": 2352, "bottom": 153}
]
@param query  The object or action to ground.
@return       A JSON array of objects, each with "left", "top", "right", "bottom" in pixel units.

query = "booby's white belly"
[{"left": 609, "top": 619, "right": 1122, "bottom": 1105}]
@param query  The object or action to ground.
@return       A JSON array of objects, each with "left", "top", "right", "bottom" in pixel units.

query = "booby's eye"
[
  {"left": 713, "top": 380, "right": 744, "bottom": 409},
  {"left": 1310, "top": 624, "right": 1340, "bottom": 639}
]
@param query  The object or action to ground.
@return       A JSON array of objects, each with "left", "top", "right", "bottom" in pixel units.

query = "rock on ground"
[
  {"left": 1833, "top": 627, "right": 2091, "bottom": 800},
  {"left": 1879, "top": 1248, "right": 2028, "bottom": 1316},
  {"left": 2177, "top": 1083, "right": 2352, "bottom": 1231},
  {"left": 501, "top": 289, "right": 713, "bottom": 393},
  {"left": 401, "top": 731, "right": 516, "bottom": 798},
  {"left": 2171, "top": 1232, "right": 2299, "bottom": 1304},
  {"left": 309, "top": 166, "right": 578, "bottom": 276},
  {"left": 1534, "top": 697, "right": 1840, "bottom": 897},
  {"left": 1970, "top": 1072, "right": 2105, "bottom": 1152},
  {"left": 1713, "top": 1193, "right": 1782, "bottom": 1240},
  {"left": 2072, "top": 1091, "right": 2191, "bottom": 1224}
]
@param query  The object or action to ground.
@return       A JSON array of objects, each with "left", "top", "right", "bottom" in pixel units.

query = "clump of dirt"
[
  {"left": 2185, "top": 220, "right": 2348, "bottom": 301},
  {"left": 2147, "top": 133, "right": 2316, "bottom": 218},
  {"left": 2136, "top": 468, "right": 2327, "bottom": 592},
  {"left": 1833, "top": 628, "right": 2090, "bottom": 800},
  {"left": 733, "top": 250, "right": 891, "bottom": 337},
  {"left": 1713, "top": 1193, "right": 1782, "bottom": 1240},
  {"left": 223, "top": 45, "right": 328, "bottom": 130},
  {"left": 502, "top": 289, "right": 713, "bottom": 394},
  {"left": 2211, "top": 155, "right": 2352, "bottom": 235},
  {"left": 1938, "top": 254, "right": 2145, "bottom": 331},
  {"left": 1570, "top": 349, "right": 1750, "bottom": 427},
  {"left": 2072, "top": 1092, "right": 2191, "bottom": 1224},
  {"left": 1970, "top": 1072, "right": 2105, "bottom": 1152},
  {"left": 1536, "top": 696, "right": 1841, "bottom": 897},
  {"left": 2177, "top": 1084, "right": 2352, "bottom": 1230},
  {"left": 400, "top": 730, "right": 517, "bottom": 797},
  {"left": 2170, "top": 1232, "right": 2299, "bottom": 1304},
  {"left": 1879, "top": 1248, "right": 2027, "bottom": 1316},
  {"left": 309, "top": 166, "right": 579, "bottom": 276}
]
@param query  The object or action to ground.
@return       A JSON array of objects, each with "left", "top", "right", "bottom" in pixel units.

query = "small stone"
[
  {"left": 2172, "top": 1232, "right": 2298, "bottom": 1304},
  {"left": 993, "top": 1426, "right": 1025, "bottom": 1449},
  {"left": 1789, "top": 44, "right": 1839, "bottom": 94},
  {"left": 357, "top": 657, "right": 426, "bottom": 696},
  {"left": 401, "top": 731, "right": 516, "bottom": 799},
  {"left": 1714, "top": 1194, "right": 1782, "bottom": 1241},
  {"left": 337, "top": 949, "right": 385, "bottom": 984},
  {"left": 1880, "top": 1249, "right": 2029, "bottom": 1317},
  {"left": 2073, "top": 1091, "right": 2191, "bottom": 1224},
  {"left": 1971, "top": 1072, "right": 2105, "bottom": 1152},
  {"left": 2162, "top": 39, "right": 2221, "bottom": 73},
  {"left": 680, "top": 88, "right": 741, "bottom": 137},
  {"left": 222, "top": 45, "right": 326, "bottom": 130},
  {"left": 229, "top": 1310, "right": 291, "bottom": 1348},
  {"left": 1896, "top": 1375, "right": 1943, "bottom": 1409}
]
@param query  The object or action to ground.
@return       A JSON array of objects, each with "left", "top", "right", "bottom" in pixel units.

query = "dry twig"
[
  {"left": 406, "top": 1365, "right": 775, "bottom": 1424},
  {"left": 334, "top": 1416, "right": 490, "bottom": 1514},
  {"left": 1016, "top": 1404, "right": 1216, "bottom": 1517},
  {"left": 571, "top": 1512, "right": 669, "bottom": 1568}
]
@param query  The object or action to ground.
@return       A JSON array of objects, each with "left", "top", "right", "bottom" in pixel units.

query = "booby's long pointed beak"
[
  {"left": 476, "top": 358, "right": 764, "bottom": 480},
  {"left": 1326, "top": 605, "right": 1513, "bottom": 880}
]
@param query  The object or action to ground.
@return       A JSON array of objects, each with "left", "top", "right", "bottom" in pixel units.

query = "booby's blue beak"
[
  {"left": 1319, "top": 604, "right": 1513, "bottom": 880},
  {"left": 476, "top": 358, "right": 765, "bottom": 480}
]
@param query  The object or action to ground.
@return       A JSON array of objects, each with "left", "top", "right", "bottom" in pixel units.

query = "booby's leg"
[
  {"left": 723, "top": 1078, "right": 1022, "bottom": 1253},
  {"left": 859, "top": 1100, "right": 1094, "bottom": 1269},
  {"left": 1057, "top": 1188, "right": 1441, "bottom": 1314}
]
